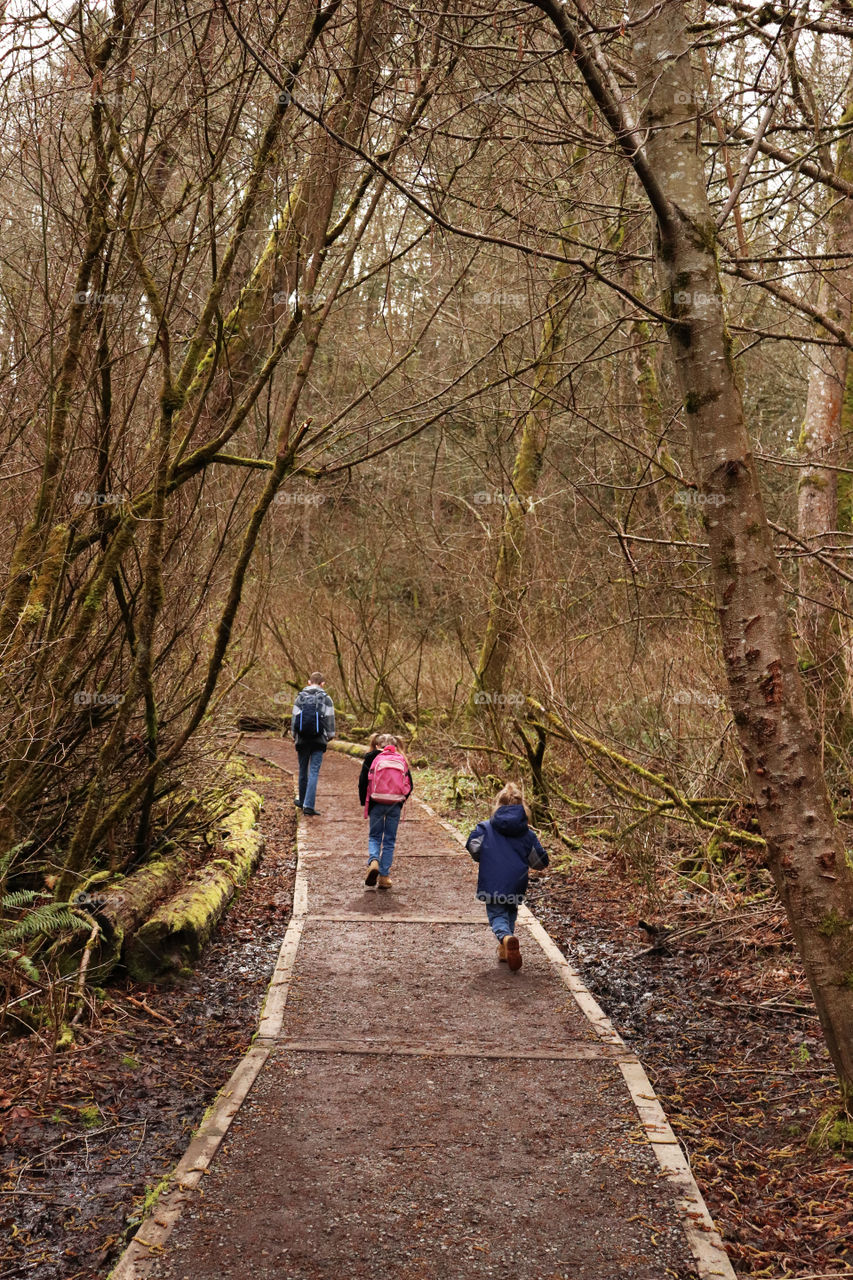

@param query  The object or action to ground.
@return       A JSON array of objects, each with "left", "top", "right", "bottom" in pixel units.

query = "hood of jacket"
[{"left": 490, "top": 803, "right": 529, "bottom": 837}]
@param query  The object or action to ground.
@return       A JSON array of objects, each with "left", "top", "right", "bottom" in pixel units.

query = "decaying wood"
[{"left": 123, "top": 791, "right": 264, "bottom": 982}]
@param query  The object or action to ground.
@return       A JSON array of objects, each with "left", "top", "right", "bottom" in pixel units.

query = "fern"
[
  {"left": 0, "top": 840, "right": 38, "bottom": 883},
  {"left": 0, "top": 905, "right": 88, "bottom": 945},
  {"left": 1, "top": 889, "right": 42, "bottom": 910},
  {"left": 0, "top": 859, "right": 91, "bottom": 996},
  {"left": 0, "top": 949, "right": 39, "bottom": 983}
]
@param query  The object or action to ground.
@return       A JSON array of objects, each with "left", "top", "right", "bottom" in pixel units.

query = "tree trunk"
[
  {"left": 796, "top": 108, "right": 853, "bottom": 719},
  {"left": 535, "top": 0, "right": 853, "bottom": 1096},
  {"left": 473, "top": 235, "right": 576, "bottom": 698},
  {"left": 635, "top": 3, "right": 853, "bottom": 1098}
]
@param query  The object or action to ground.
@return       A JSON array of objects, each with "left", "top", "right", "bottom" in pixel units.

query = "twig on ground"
[{"left": 124, "top": 994, "right": 175, "bottom": 1026}]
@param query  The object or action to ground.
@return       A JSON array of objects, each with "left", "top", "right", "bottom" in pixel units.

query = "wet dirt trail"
[{"left": 119, "top": 739, "right": 732, "bottom": 1280}]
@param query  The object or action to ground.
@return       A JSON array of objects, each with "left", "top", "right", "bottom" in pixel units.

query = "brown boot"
[
  {"left": 497, "top": 939, "right": 507, "bottom": 963},
  {"left": 377, "top": 874, "right": 393, "bottom": 890},
  {"left": 504, "top": 936, "right": 522, "bottom": 972},
  {"left": 365, "top": 859, "right": 380, "bottom": 887}
]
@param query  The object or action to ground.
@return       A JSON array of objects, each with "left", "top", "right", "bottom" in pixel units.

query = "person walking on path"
[
  {"left": 290, "top": 672, "right": 335, "bottom": 815},
  {"left": 466, "top": 782, "right": 548, "bottom": 972},
  {"left": 360, "top": 735, "right": 413, "bottom": 889}
]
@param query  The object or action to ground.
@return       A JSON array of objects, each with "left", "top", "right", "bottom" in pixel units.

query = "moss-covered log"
[
  {"left": 327, "top": 739, "right": 368, "bottom": 759},
  {"left": 123, "top": 790, "right": 264, "bottom": 982},
  {"left": 65, "top": 854, "right": 190, "bottom": 981}
]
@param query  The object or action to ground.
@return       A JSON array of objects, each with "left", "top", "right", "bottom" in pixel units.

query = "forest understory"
[{"left": 528, "top": 871, "right": 853, "bottom": 1279}]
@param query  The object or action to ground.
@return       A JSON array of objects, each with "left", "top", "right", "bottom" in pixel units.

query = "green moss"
[
  {"left": 797, "top": 419, "right": 809, "bottom": 451},
  {"left": 121, "top": 1054, "right": 139, "bottom": 1070},
  {"left": 817, "top": 909, "right": 852, "bottom": 938},
  {"left": 141, "top": 1172, "right": 172, "bottom": 1216},
  {"left": 18, "top": 602, "right": 46, "bottom": 626},
  {"left": 707, "top": 834, "right": 725, "bottom": 865},
  {"left": 126, "top": 788, "right": 264, "bottom": 982},
  {"left": 810, "top": 1108, "right": 853, "bottom": 1151},
  {"left": 79, "top": 1103, "right": 100, "bottom": 1128},
  {"left": 843, "top": 969, "right": 853, "bottom": 991},
  {"left": 56, "top": 1025, "right": 75, "bottom": 1051}
]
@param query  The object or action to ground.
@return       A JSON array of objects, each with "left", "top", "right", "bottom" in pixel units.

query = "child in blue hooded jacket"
[{"left": 466, "top": 782, "right": 548, "bottom": 972}]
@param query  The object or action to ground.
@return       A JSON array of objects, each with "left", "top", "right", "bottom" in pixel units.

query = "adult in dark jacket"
[
  {"left": 466, "top": 782, "right": 548, "bottom": 972},
  {"left": 290, "top": 672, "right": 335, "bottom": 815}
]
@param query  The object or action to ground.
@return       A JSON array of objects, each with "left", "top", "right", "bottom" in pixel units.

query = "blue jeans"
[
  {"left": 296, "top": 748, "right": 324, "bottom": 809},
  {"left": 486, "top": 902, "right": 518, "bottom": 941},
  {"left": 368, "top": 803, "right": 402, "bottom": 875}
]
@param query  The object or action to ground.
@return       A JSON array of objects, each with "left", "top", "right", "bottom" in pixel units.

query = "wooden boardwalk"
[{"left": 112, "top": 741, "right": 734, "bottom": 1280}]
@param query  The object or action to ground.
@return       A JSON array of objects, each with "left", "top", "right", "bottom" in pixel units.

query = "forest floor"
[
  {"left": 1, "top": 740, "right": 851, "bottom": 1278},
  {"left": 0, "top": 752, "right": 298, "bottom": 1280},
  {"left": 525, "top": 867, "right": 853, "bottom": 1277}
]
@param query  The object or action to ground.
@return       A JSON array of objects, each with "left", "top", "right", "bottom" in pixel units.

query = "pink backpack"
[{"left": 366, "top": 746, "right": 412, "bottom": 811}]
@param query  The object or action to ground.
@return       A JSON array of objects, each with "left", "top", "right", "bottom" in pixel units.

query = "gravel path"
[{"left": 128, "top": 741, "right": 723, "bottom": 1280}]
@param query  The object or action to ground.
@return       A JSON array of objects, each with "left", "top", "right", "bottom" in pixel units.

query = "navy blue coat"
[{"left": 466, "top": 804, "right": 548, "bottom": 905}]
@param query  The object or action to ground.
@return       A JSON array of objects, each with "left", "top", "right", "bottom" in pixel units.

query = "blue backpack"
[{"left": 294, "top": 688, "right": 326, "bottom": 742}]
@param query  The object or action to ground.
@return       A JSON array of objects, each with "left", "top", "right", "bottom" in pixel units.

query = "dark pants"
[{"left": 296, "top": 746, "right": 324, "bottom": 809}]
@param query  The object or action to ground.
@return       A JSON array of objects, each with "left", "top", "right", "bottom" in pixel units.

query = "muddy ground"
[
  {"left": 0, "top": 754, "right": 297, "bottom": 1280},
  {"left": 526, "top": 866, "right": 853, "bottom": 1277}
]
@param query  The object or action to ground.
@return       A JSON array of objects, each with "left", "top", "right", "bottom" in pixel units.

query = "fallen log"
[
  {"left": 237, "top": 714, "right": 281, "bottom": 733},
  {"left": 66, "top": 854, "right": 190, "bottom": 982},
  {"left": 123, "top": 790, "right": 264, "bottom": 982},
  {"left": 327, "top": 738, "right": 368, "bottom": 759}
]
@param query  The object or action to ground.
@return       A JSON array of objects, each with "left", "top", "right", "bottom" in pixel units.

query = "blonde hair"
[
  {"left": 493, "top": 782, "right": 530, "bottom": 820},
  {"left": 369, "top": 733, "right": 396, "bottom": 750}
]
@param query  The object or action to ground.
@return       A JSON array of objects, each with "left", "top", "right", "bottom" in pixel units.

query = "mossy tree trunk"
[
  {"left": 0, "top": 0, "right": 435, "bottom": 898},
  {"left": 472, "top": 226, "right": 577, "bottom": 700}
]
